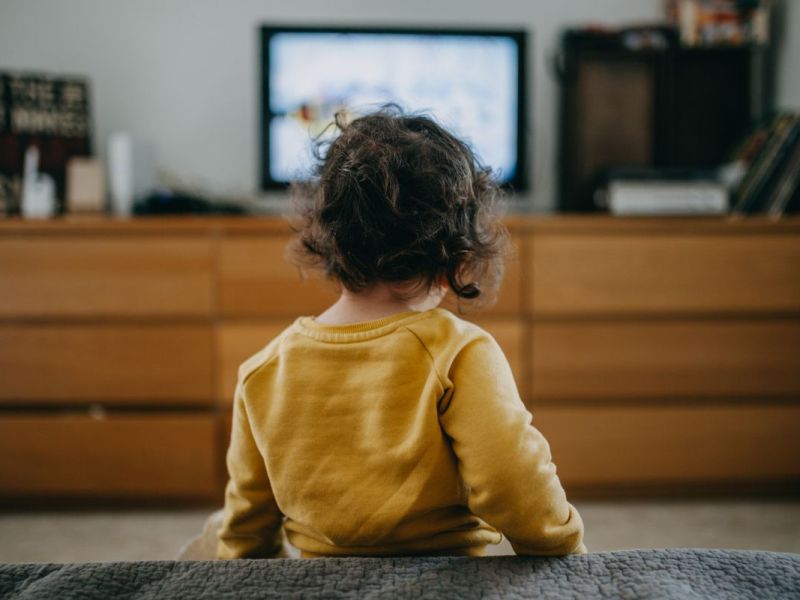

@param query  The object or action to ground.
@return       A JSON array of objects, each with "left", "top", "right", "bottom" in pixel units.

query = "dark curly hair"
[{"left": 289, "top": 105, "right": 510, "bottom": 307}]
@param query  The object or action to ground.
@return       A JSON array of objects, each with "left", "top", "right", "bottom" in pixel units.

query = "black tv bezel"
[{"left": 259, "top": 25, "right": 528, "bottom": 192}]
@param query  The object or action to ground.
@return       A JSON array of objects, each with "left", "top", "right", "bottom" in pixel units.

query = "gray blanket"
[{"left": 1, "top": 549, "right": 798, "bottom": 599}]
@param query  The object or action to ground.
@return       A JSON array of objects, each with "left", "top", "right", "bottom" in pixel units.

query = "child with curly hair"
[{"left": 216, "top": 107, "right": 585, "bottom": 559}]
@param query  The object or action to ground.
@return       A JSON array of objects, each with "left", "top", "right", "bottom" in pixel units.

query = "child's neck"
[{"left": 315, "top": 283, "right": 444, "bottom": 326}]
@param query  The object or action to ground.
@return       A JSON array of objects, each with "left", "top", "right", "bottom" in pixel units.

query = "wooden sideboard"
[{"left": 0, "top": 216, "right": 799, "bottom": 503}]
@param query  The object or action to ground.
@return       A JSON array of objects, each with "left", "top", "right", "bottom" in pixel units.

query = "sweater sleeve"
[
  {"left": 439, "top": 336, "right": 586, "bottom": 556},
  {"left": 217, "top": 383, "right": 285, "bottom": 559}
]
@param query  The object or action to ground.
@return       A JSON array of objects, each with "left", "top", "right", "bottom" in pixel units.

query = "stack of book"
[
  {"left": 603, "top": 168, "right": 729, "bottom": 216},
  {"left": 731, "top": 112, "right": 800, "bottom": 217}
]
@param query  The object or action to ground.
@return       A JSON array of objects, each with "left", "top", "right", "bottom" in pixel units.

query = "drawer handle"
[{"left": 88, "top": 405, "right": 108, "bottom": 421}]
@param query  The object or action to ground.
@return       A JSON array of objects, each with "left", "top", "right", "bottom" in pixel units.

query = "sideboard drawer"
[
  {"left": 531, "top": 320, "right": 800, "bottom": 401},
  {"left": 533, "top": 404, "right": 800, "bottom": 488},
  {"left": 217, "top": 322, "right": 290, "bottom": 402},
  {"left": 0, "top": 325, "right": 214, "bottom": 404},
  {"left": 0, "top": 237, "right": 213, "bottom": 318},
  {"left": 0, "top": 412, "right": 218, "bottom": 498},
  {"left": 530, "top": 234, "right": 800, "bottom": 316},
  {"left": 219, "top": 236, "right": 337, "bottom": 317}
]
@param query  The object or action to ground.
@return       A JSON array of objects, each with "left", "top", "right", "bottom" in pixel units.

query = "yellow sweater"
[{"left": 217, "top": 308, "right": 585, "bottom": 559}]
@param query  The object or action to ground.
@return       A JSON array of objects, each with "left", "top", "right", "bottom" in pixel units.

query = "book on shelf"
[
  {"left": 666, "top": 0, "right": 771, "bottom": 47},
  {"left": 731, "top": 112, "right": 800, "bottom": 217},
  {"left": 765, "top": 140, "right": 800, "bottom": 217}
]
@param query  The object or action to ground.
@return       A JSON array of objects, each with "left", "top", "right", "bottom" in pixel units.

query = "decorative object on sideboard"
[
  {"left": 21, "top": 145, "right": 56, "bottom": 218},
  {"left": 0, "top": 71, "right": 92, "bottom": 216},
  {"left": 66, "top": 157, "right": 105, "bottom": 215},
  {"left": 108, "top": 132, "right": 157, "bottom": 216}
]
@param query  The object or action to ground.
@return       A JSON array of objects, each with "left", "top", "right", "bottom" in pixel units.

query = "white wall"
[{"left": 5, "top": 0, "right": 792, "bottom": 210}]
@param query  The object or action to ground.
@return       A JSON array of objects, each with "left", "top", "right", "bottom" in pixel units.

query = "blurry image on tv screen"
[{"left": 267, "top": 32, "right": 519, "bottom": 185}]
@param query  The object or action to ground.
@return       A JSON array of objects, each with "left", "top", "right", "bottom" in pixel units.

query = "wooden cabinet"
[{"left": 0, "top": 216, "right": 798, "bottom": 502}]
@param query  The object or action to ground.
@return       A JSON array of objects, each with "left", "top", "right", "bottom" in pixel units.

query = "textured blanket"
[{"left": 1, "top": 549, "right": 798, "bottom": 599}]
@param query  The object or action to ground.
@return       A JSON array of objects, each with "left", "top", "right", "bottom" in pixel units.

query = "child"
[{"left": 216, "top": 107, "right": 585, "bottom": 559}]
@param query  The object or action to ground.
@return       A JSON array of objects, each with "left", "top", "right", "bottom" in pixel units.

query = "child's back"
[{"left": 217, "top": 107, "right": 585, "bottom": 559}]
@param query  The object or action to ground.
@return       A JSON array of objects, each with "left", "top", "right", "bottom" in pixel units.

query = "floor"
[{"left": 1, "top": 501, "right": 798, "bottom": 563}]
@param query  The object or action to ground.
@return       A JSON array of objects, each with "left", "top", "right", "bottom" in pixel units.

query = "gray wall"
[
  {"left": 0, "top": 0, "right": 795, "bottom": 210},
  {"left": 776, "top": 0, "right": 800, "bottom": 110}
]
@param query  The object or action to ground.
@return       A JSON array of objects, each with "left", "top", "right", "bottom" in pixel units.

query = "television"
[{"left": 260, "top": 26, "right": 528, "bottom": 190}]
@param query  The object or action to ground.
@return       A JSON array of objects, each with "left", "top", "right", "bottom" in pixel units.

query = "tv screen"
[{"left": 260, "top": 26, "right": 527, "bottom": 190}]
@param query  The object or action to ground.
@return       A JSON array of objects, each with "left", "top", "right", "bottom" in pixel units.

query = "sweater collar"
[{"left": 294, "top": 308, "right": 439, "bottom": 342}]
